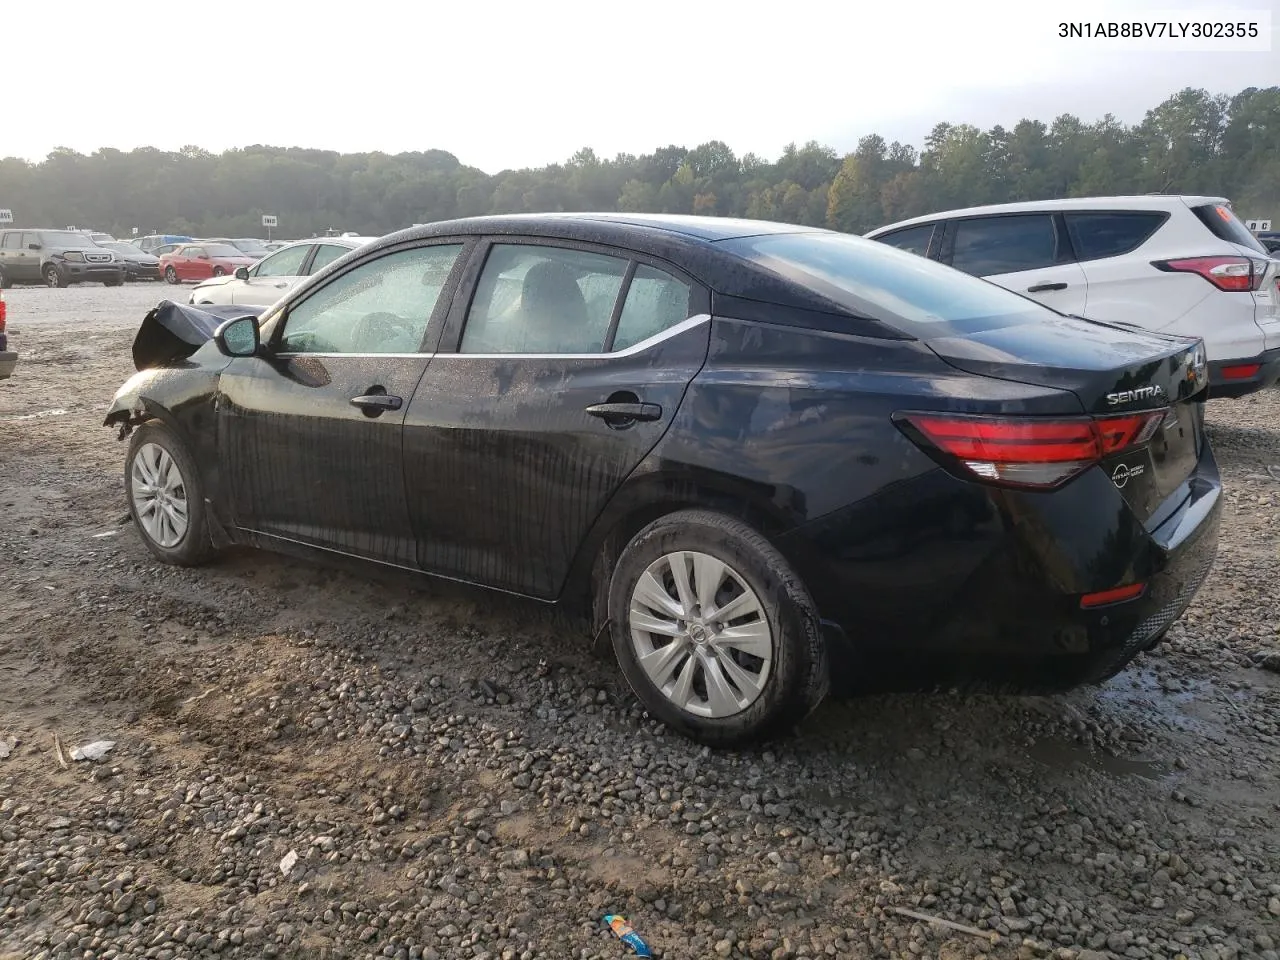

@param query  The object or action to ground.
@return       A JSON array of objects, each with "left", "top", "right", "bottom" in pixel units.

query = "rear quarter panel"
[{"left": 570, "top": 317, "right": 1082, "bottom": 619}]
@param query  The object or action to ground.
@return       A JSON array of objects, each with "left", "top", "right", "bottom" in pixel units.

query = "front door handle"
[
  {"left": 350, "top": 393, "right": 403, "bottom": 413},
  {"left": 1027, "top": 282, "right": 1068, "bottom": 292},
  {"left": 585, "top": 401, "right": 662, "bottom": 423}
]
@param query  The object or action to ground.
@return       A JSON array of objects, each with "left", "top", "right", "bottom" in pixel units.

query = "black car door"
[
  {"left": 402, "top": 238, "right": 712, "bottom": 598},
  {"left": 215, "top": 239, "right": 470, "bottom": 566}
]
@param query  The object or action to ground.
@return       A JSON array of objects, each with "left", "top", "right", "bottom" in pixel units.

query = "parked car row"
[{"left": 866, "top": 195, "right": 1280, "bottom": 398}]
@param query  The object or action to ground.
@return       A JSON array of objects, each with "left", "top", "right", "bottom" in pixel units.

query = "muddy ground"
[{"left": 1, "top": 285, "right": 1278, "bottom": 960}]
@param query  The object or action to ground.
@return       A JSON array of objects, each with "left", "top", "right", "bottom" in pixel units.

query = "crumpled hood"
[{"left": 132, "top": 299, "right": 266, "bottom": 370}]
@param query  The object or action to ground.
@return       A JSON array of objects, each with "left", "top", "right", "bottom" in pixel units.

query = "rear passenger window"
[
  {"left": 875, "top": 224, "right": 935, "bottom": 258},
  {"left": 949, "top": 215, "right": 1058, "bottom": 276},
  {"left": 1065, "top": 212, "right": 1165, "bottom": 261},
  {"left": 0, "top": 232, "right": 19, "bottom": 249},
  {"left": 460, "top": 245, "right": 627, "bottom": 354},
  {"left": 612, "top": 265, "right": 692, "bottom": 351}
]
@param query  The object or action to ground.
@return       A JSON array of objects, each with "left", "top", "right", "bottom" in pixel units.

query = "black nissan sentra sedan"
[{"left": 104, "top": 213, "right": 1221, "bottom": 746}]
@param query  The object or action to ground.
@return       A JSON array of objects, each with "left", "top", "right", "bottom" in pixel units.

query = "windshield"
[
  {"left": 719, "top": 231, "right": 1062, "bottom": 339},
  {"left": 42, "top": 231, "right": 97, "bottom": 248},
  {"left": 202, "top": 244, "right": 243, "bottom": 258}
]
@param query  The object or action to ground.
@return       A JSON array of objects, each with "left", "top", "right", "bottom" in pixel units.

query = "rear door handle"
[
  {"left": 1027, "top": 282, "right": 1068, "bottom": 292},
  {"left": 585, "top": 401, "right": 662, "bottom": 422},
  {"left": 350, "top": 393, "right": 403, "bottom": 412}
]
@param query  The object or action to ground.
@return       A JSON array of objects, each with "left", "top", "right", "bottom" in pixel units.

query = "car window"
[
  {"left": 309, "top": 243, "right": 351, "bottom": 273},
  {"left": 612, "top": 265, "right": 693, "bottom": 351},
  {"left": 874, "top": 224, "right": 935, "bottom": 258},
  {"left": 949, "top": 215, "right": 1059, "bottom": 275},
  {"left": 719, "top": 231, "right": 1067, "bottom": 339},
  {"left": 460, "top": 244, "right": 627, "bottom": 354},
  {"left": 1190, "top": 202, "right": 1267, "bottom": 254},
  {"left": 1, "top": 232, "right": 19, "bottom": 250},
  {"left": 1064, "top": 212, "right": 1166, "bottom": 261},
  {"left": 254, "top": 244, "right": 311, "bottom": 278},
  {"left": 279, "top": 244, "right": 463, "bottom": 355},
  {"left": 22, "top": 233, "right": 39, "bottom": 248}
]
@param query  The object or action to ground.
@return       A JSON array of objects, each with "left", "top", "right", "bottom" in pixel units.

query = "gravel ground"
[{"left": 1, "top": 285, "right": 1279, "bottom": 960}]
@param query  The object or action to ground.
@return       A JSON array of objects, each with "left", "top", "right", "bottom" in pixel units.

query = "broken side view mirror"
[
  {"left": 214, "top": 316, "right": 260, "bottom": 358},
  {"left": 27, "top": 242, "right": 41, "bottom": 250}
]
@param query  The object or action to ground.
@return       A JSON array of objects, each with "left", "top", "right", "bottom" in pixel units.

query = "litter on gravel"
[{"left": 69, "top": 740, "right": 116, "bottom": 761}]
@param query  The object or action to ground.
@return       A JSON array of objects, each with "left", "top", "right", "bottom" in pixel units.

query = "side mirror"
[
  {"left": 234, "top": 266, "right": 250, "bottom": 281},
  {"left": 199, "top": 253, "right": 211, "bottom": 260},
  {"left": 213, "top": 316, "right": 260, "bottom": 358},
  {"left": 27, "top": 242, "right": 41, "bottom": 251}
]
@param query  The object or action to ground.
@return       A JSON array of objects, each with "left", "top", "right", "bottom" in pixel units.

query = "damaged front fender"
[{"left": 105, "top": 299, "right": 267, "bottom": 440}]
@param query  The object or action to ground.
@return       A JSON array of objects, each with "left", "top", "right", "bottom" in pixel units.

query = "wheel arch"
[{"left": 561, "top": 465, "right": 806, "bottom": 641}]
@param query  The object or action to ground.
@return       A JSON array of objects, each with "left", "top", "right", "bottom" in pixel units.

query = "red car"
[{"left": 159, "top": 243, "right": 257, "bottom": 284}]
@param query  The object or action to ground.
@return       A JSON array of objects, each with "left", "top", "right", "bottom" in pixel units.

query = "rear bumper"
[
  {"left": 1208, "top": 346, "right": 1280, "bottom": 398},
  {"left": 0, "top": 350, "right": 16, "bottom": 379},
  {"left": 779, "top": 443, "right": 1223, "bottom": 693}
]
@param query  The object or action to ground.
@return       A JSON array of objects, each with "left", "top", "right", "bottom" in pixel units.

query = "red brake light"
[
  {"left": 896, "top": 411, "right": 1166, "bottom": 489},
  {"left": 0, "top": 295, "right": 6, "bottom": 331},
  {"left": 1152, "top": 255, "right": 1266, "bottom": 292}
]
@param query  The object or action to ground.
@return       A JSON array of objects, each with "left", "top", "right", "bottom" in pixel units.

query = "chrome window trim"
[{"left": 273, "top": 313, "right": 711, "bottom": 361}]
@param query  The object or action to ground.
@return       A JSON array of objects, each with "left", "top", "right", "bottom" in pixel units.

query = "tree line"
[{"left": 0, "top": 86, "right": 1275, "bottom": 241}]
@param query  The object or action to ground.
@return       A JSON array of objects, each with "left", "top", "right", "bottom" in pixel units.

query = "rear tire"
[
  {"left": 607, "top": 509, "right": 829, "bottom": 746},
  {"left": 125, "top": 420, "right": 215, "bottom": 567},
  {"left": 212, "top": 266, "right": 226, "bottom": 277},
  {"left": 0, "top": 266, "right": 10, "bottom": 288}
]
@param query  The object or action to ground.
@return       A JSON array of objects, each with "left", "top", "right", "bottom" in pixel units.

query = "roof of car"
[
  {"left": 400, "top": 213, "right": 827, "bottom": 244},
  {"left": 866, "top": 195, "right": 1231, "bottom": 236}
]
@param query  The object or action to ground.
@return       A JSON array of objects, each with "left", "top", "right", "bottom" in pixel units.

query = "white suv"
[{"left": 866, "top": 196, "right": 1280, "bottom": 398}]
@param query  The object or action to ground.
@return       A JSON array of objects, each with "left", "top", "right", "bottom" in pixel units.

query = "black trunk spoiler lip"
[{"left": 132, "top": 299, "right": 267, "bottom": 371}]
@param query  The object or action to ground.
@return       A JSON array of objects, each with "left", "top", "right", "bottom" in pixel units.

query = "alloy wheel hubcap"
[
  {"left": 628, "top": 550, "right": 773, "bottom": 719},
  {"left": 130, "top": 442, "right": 189, "bottom": 548}
]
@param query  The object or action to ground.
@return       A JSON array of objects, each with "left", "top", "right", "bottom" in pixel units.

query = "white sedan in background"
[{"left": 187, "top": 235, "right": 376, "bottom": 307}]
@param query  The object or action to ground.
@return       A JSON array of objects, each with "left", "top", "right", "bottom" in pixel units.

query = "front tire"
[
  {"left": 125, "top": 421, "right": 215, "bottom": 566},
  {"left": 44, "top": 265, "right": 67, "bottom": 288},
  {"left": 607, "top": 509, "right": 829, "bottom": 746},
  {"left": 164, "top": 266, "right": 178, "bottom": 284}
]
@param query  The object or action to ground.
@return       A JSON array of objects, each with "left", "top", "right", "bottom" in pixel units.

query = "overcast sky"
[{"left": 7, "top": 0, "right": 1277, "bottom": 171}]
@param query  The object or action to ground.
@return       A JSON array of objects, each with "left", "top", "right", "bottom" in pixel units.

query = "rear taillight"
[
  {"left": 1152, "top": 255, "right": 1268, "bottom": 292},
  {"left": 0, "top": 295, "right": 6, "bottom": 331},
  {"left": 895, "top": 411, "right": 1165, "bottom": 489}
]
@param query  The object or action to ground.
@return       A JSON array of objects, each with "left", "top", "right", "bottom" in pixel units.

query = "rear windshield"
[
  {"left": 1190, "top": 202, "right": 1267, "bottom": 253},
  {"left": 719, "top": 231, "right": 1060, "bottom": 339}
]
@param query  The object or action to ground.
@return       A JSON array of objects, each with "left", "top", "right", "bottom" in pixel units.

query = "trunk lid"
[{"left": 924, "top": 313, "right": 1209, "bottom": 520}]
